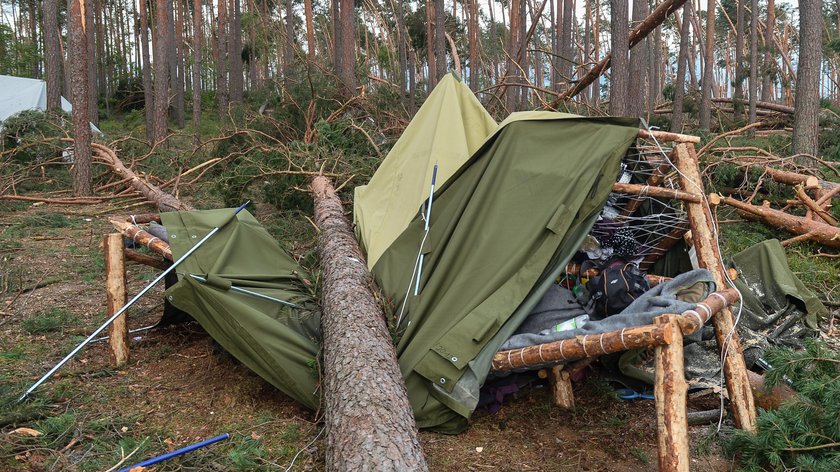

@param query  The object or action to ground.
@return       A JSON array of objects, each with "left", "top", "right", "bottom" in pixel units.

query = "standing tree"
[
  {"left": 85, "top": 0, "right": 97, "bottom": 125},
  {"left": 671, "top": 2, "right": 691, "bottom": 132},
  {"left": 153, "top": 0, "right": 171, "bottom": 144},
  {"left": 138, "top": 0, "right": 155, "bottom": 143},
  {"left": 230, "top": 0, "right": 244, "bottom": 101},
  {"left": 168, "top": 1, "right": 186, "bottom": 127},
  {"left": 760, "top": 0, "right": 775, "bottom": 102},
  {"left": 68, "top": 0, "right": 93, "bottom": 195},
  {"left": 217, "top": 0, "right": 229, "bottom": 114},
  {"left": 283, "top": 0, "right": 294, "bottom": 79},
  {"left": 304, "top": 0, "right": 315, "bottom": 62},
  {"left": 42, "top": 0, "right": 62, "bottom": 112},
  {"left": 792, "top": 0, "right": 823, "bottom": 157},
  {"left": 337, "top": 0, "right": 356, "bottom": 96},
  {"left": 699, "top": 0, "right": 715, "bottom": 130},
  {"left": 628, "top": 0, "right": 649, "bottom": 117},
  {"left": 192, "top": 0, "right": 203, "bottom": 138},
  {"left": 434, "top": 0, "right": 447, "bottom": 80},
  {"left": 733, "top": 0, "right": 745, "bottom": 121},
  {"left": 610, "top": 0, "right": 630, "bottom": 115},
  {"left": 748, "top": 0, "right": 758, "bottom": 125}
]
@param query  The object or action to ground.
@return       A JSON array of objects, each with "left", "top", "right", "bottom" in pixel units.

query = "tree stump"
[{"left": 310, "top": 175, "right": 428, "bottom": 471}]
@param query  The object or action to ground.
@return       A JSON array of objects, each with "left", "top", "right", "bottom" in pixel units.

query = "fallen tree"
[{"left": 310, "top": 175, "right": 428, "bottom": 471}]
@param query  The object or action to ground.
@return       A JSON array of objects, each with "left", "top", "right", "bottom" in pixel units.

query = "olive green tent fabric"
[
  {"left": 160, "top": 209, "right": 321, "bottom": 409},
  {"left": 371, "top": 113, "right": 640, "bottom": 432},
  {"left": 353, "top": 73, "right": 497, "bottom": 269}
]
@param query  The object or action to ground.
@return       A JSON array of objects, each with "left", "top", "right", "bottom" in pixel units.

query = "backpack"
[{"left": 583, "top": 258, "right": 649, "bottom": 318}]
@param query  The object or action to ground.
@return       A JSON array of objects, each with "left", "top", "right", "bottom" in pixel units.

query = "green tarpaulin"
[
  {"left": 354, "top": 73, "right": 497, "bottom": 269},
  {"left": 161, "top": 209, "right": 321, "bottom": 409},
  {"left": 370, "top": 112, "right": 640, "bottom": 432}
]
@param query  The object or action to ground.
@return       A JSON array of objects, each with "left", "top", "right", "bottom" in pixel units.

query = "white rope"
[
  {"left": 620, "top": 328, "right": 629, "bottom": 350},
  {"left": 581, "top": 335, "right": 590, "bottom": 358}
]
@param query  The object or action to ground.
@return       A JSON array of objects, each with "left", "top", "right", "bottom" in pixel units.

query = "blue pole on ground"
[{"left": 118, "top": 433, "right": 231, "bottom": 472}]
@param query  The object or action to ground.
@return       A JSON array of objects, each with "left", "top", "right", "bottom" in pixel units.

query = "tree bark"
[
  {"left": 792, "top": 0, "right": 822, "bottom": 157},
  {"left": 168, "top": 0, "right": 185, "bottom": 127},
  {"left": 152, "top": 0, "right": 170, "bottom": 145},
  {"left": 68, "top": 0, "right": 93, "bottom": 196},
  {"left": 104, "top": 233, "right": 129, "bottom": 367},
  {"left": 733, "top": 0, "right": 745, "bottom": 121},
  {"left": 42, "top": 0, "right": 62, "bottom": 112},
  {"left": 671, "top": 3, "right": 691, "bottom": 132},
  {"left": 760, "top": 0, "right": 775, "bottom": 102},
  {"left": 304, "top": 0, "right": 316, "bottom": 62},
  {"left": 86, "top": 0, "right": 98, "bottom": 125},
  {"left": 230, "top": 0, "right": 244, "bottom": 101},
  {"left": 609, "top": 0, "right": 629, "bottom": 115},
  {"left": 216, "top": 0, "right": 229, "bottom": 114},
  {"left": 748, "top": 0, "right": 759, "bottom": 126},
  {"left": 283, "top": 0, "right": 294, "bottom": 79},
  {"left": 337, "top": 0, "right": 357, "bottom": 96},
  {"left": 654, "top": 315, "right": 689, "bottom": 472},
  {"left": 628, "top": 0, "right": 648, "bottom": 117},
  {"left": 310, "top": 175, "right": 428, "bottom": 471},
  {"left": 434, "top": 0, "right": 447, "bottom": 81},
  {"left": 138, "top": 0, "right": 155, "bottom": 143},
  {"left": 699, "top": 0, "right": 715, "bottom": 130},
  {"left": 192, "top": 0, "right": 203, "bottom": 139}
]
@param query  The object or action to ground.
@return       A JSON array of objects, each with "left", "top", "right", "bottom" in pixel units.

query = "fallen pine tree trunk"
[
  {"left": 310, "top": 175, "right": 428, "bottom": 471},
  {"left": 711, "top": 97, "right": 795, "bottom": 114},
  {"left": 715, "top": 194, "right": 840, "bottom": 249}
]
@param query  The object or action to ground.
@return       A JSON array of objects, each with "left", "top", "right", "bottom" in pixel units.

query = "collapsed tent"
[
  {"left": 160, "top": 208, "right": 322, "bottom": 409},
  {"left": 367, "top": 112, "right": 640, "bottom": 432},
  {"left": 0, "top": 74, "right": 101, "bottom": 133}
]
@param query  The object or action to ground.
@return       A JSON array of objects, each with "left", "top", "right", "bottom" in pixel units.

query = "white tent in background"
[{"left": 0, "top": 74, "right": 101, "bottom": 133}]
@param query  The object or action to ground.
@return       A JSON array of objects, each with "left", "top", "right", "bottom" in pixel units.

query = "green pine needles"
[{"left": 725, "top": 339, "right": 840, "bottom": 471}]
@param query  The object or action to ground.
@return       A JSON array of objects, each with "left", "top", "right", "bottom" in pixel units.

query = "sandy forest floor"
[{"left": 2, "top": 201, "right": 742, "bottom": 471}]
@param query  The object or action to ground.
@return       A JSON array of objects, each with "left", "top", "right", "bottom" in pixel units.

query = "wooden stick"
[
  {"left": 639, "top": 222, "right": 691, "bottom": 271},
  {"left": 124, "top": 213, "right": 162, "bottom": 224},
  {"left": 548, "top": 365, "right": 575, "bottom": 408},
  {"left": 104, "top": 234, "right": 129, "bottom": 367},
  {"left": 637, "top": 129, "right": 701, "bottom": 144},
  {"left": 674, "top": 143, "right": 756, "bottom": 432},
  {"left": 124, "top": 249, "right": 170, "bottom": 270},
  {"left": 655, "top": 315, "right": 689, "bottom": 472},
  {"left": 110, "top": 219, "right": 174, "bottom": 260},
  {"left": 612, "top": 182, "right": 702, "bottom": 203}
]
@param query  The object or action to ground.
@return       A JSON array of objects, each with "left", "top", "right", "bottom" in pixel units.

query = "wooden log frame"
[
  {"left": 655, "top": 315, "right": 689, "bottom": 471},
  {"left": 673, "top": 143, "right": 757, "bottom": 432},
  {"left": 490, "top": 288, "right": 739, "bottom": 372},
  {"left": 104, "top": 234, "right": 129, "bottom": 366},
  {"left": 110, "top": 219, "right": 174, "bottom": 260},
  {"left": 611, "top": 182, "right": 702, "bottom": 204}
]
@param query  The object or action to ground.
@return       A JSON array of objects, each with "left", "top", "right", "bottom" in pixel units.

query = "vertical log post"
[
  {"left": 674, "top": 143, "right": 757, "bottom": 431},
  {"left": 548, "top": 364, "right": 575, "bottom": 408},
  {"left": 310, "top": 176, "right": 428, "bottom": 471},
  {"left": 104, "top": 233, "right": 129, "bottom": 366},
  {"left": 654, "top": 315, "right": 689, "bottom": 472}
]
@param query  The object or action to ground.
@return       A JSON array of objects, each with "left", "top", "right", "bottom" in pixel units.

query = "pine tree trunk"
[
  {"left": 138, "top": 0, "right": 154, "bottom": 143},
  {"left": 85, "top": 0, "right": 98, "bottom": 125},
  {"left": 792, "top": 0, "right": 822, "bottom": 157},
  {"left": 338, "top": 0, "right": 356, "bottom": 96},
  {"left": 761, "top": 0, "right": 775, "bottom": 102},
  {"left": 699, "top": 0, "right": 715, "bottom": 130},
  {"left": 169, "top": 1, "right": 185, "bottom": 127},
  {"left": 68, "top": 0, "right": 92, "bottom": 196},
  {"left": 649, "top": 25, "right": 662, "bottom": 115},
  {"left": 216, "top": 0, "right": 229, "bottom": 114},
  {"left": 283, "top": 0, "right": 293, "bottom": 79},
  {"left": 434, "top": 0, "right": 446, "bottom": 80},
  {"left": 304, "top": 0, "right": 315, "bottom": 62},
  {"left": 469, "top": 0, "right": 478, "bottom": 89},
  {"left": 733, "top": 0, "right": 745, "bottom": 121},
  {"left": 628, "top": 0, "right": 648, "bottom": 117},
  {"left": 310, "top": 175, "right": 428, "bottom": 471},
  {"left": 394, "top": 0, "right": 408, "bottom": 106},
  {"left": 192, "top": 0, "right": 203, "bottom": 138},
  {"left": 228, "top": 0, "right": 243, "bottom": 101},
  {"left": 152, "top": 0, "right": 170, "bottom": 144},
  {"left": 748, "top": 0, "right": 758, "bottom": 126},
  {"left": 671, "top": 3, "right": 690, "bottom": 132},
  {"left": 561, "top": 0, "right": 573, "bottom": 82},
  {"left": 610, "top": 0, "right": 629, "bottom": 115},
  {"left": 42, "top": 0, "right": 62, "bottom": 112}
]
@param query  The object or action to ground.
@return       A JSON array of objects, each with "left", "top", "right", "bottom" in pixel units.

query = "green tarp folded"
[
  {"left": 371, "top": 112, "right": 640, "bottom": 432},
  {"left": 161, "top": 209, "right": 321, "bottom": 409}
]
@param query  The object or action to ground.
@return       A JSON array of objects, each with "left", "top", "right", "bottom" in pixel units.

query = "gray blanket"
[{"left": 500, "top": 269, "right": 716, "bottom": 351}]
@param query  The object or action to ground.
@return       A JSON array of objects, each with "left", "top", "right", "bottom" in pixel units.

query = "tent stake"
[{"left": 19, "top": 202, "right": 250, "bottom": 401}]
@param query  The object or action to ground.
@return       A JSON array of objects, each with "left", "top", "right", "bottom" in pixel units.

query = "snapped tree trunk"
[{"left": 310, "top": 175, "right": 428, "bottom": 471}]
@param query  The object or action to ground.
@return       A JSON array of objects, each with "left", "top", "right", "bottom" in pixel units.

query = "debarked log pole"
[
  {"left": 611, "top": 182, "right": 702, "bottom": 203},
  {"left": 716, "top": 195, "right": 840, "bottom": 249},
  {"left": 655, "top": 315, "right": 689, "bottom": 472},
  {"left": 309, "top": 175, "right": 428, "bottom": 471},
  {"left": 110, "top": 219, "right": 174, "bottom": 260},
  {"left": 637, "top": 128, "right": 701, "bottom": 144},
  {"left": 674, "top": 143, "right": 756, "bottom": 432},
  {"left": 104, "top": 234, "right": 129, "bottom": 366}
]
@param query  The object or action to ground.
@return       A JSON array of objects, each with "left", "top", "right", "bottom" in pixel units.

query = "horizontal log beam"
[
  {"left": 612, "top": 182, "right": 702, "bottom": 203},
  {"left": 638, "top": 129, "right": 701, "bottom": 144},
  {"left": 110, "top": 219, "right": 174, "bottom": 260}
]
